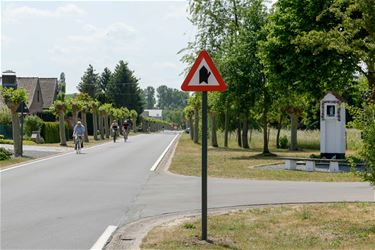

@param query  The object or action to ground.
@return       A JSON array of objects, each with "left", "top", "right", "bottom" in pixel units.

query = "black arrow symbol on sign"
[{"left": 199, "top": 66, "right": 211, "bottom": 84}]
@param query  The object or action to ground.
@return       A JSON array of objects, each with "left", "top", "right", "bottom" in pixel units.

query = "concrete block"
[
  {"left": 285, "top": 160, "right": 297, "bottom": 170},
  {"left": 305, "top": 161, "right": 315, "bottom": 172}
]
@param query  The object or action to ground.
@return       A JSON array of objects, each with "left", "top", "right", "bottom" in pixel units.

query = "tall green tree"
[
  {"left": 259, "top": 0, "right": 359, "bottom": 151},
  {"left": 144, "top": 86, "right": 156, "bottom": 109},
  {"left": 156, "top": 85, "right": 189, "bottom": 110},
  {"left": 219, "top": 0, "right": 268, "bottom": 149},
  {"left": 59, "top": 72, "right": 66, "bottom": 95},
  {"left": 97, "top": 67, "right": 112, "bottom": 103},
  {"left": 296, "top": 0, "right": 375, "bottom": 101},
  {"left": 350, "top": 103, "right": 375, "bottom": 185},
  {"left": 78, "top": 64, "right": 99, "bottom": 98},
  {"left": 107, "top": 60, "right": 144, "bottom": 115}
]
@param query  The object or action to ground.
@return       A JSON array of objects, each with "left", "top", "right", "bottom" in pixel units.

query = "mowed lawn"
[
  {"left": 142, "top": 203, "right": 375, "bottom": 250},
  {"left": 169, "top": 130, "right": 362, "bottom": 182}
]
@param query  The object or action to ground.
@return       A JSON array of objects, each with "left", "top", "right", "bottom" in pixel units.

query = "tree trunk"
[
  {"left": 224, "top": 106, "right": 229, "bottom": 147},
  {"left": 249, "top": 128, "right": 253, "bottom": 147},
  {"left": 93, "top": 111, "right": 98, "bottom": 140},
  {"left": 193, "top": 108, "right": 199, "bottom": 143},
  {"left": 289, "top": 112, "right": 298, "bottom": 151},
  {"left": 189, "top": 116, "right": 194, "bottom": 140},
  {"left": 262, "top": 96, "right": 270, "bottom": 154},
  {"left": 58, "top": 111, "right": 67, "bottom": 146},
  {"left": 276, "top": 114, "right": 283, "bottom": 148},
  {"left": 237, "top": 118, "right": 242, "bottom": 147},
  {"left": 82, "top": 111, "right": 89, "bottom": 143},
  {"left": 132, "top": 118, "right": 137, "bottom": 133},
  {"left": 242, "top": 119, "right": 249, "bottom": 149},
  {"left": 119, "top": 118, "right": 123, "bottom": 135},
  {"left": 210, "top": 112, "right": 218, "bottom": 147},
  {"left": 11, "top": 112, "right": 22, "bottom": 157},
  {"left": 99, "top": 114, "right": 105, "bottom": 140},
  {"left": 109, "top": 116, "right": 113, "bottom": 137},
  {"left": 72, "top": 110, "right": 78, "bottom": 124},
  {"left": 105, "top": 115, "right": 109, "bottom": 139},
  {"left": 366, "top": 67, "right": 375, "bottom": 101}
]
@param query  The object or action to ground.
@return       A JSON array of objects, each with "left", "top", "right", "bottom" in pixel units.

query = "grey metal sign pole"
[{"left": 201, "top": 91, "right": 208, "bottom": 241}]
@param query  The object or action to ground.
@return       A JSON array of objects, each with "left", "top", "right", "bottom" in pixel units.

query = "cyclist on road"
[
  {"left": 73, "top": 121, "right": 85, "bottom": 149},
  {"left": 111, "top": 120, "right": 119, "bottom": 142},
  {"left": 123, "top": 119, "right": 130, "bottom": 141}
]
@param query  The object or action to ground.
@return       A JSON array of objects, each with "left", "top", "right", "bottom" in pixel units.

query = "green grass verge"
[
  {"left": 0, "top": 157, "right": 32, "bottom": 170},
  {"left": 0, "top": 139, "right": 36, "bottom": 145},
  {"left": 169, "top": 133, "right": 361, "bottom": 182},
  {"left": 142, "top": 203, "right": 375, "bottom": 250}
]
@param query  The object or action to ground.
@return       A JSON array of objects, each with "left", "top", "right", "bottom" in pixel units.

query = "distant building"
[
  {"left": 0, "top": 74, "right": 58, "bottom": 114},
  {"left": 142, "top": 109, "right": 163, "bottom": 120}
]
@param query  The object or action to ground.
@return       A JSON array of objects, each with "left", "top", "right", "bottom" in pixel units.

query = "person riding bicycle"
[
  {"left": 123, "top": 119, "right": 130, "bottom": 132},
  {"left": 111, "top": 120, "right": 119, "bottom": 141},
  {"left": 123, "top": 119, "right": 130, "bottom": 141},
  {"left": 73, "top": 121, "right": 85, "bottom": 149}
]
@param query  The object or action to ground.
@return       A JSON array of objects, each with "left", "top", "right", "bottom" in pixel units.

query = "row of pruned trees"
[{"left": 51, "top": 93, "right": 138, "bottom": 146}]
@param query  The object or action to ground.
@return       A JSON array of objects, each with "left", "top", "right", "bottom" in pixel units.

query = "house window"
[
  {"left": 326, "top": 105, "right": 336, "bottom": 117},
  {"left": 37, "top": 90, "right": 40, "bottom": 102}
]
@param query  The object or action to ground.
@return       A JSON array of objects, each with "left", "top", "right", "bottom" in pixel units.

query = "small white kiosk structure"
[{"left": 320, "top": 92, "right": 346, "bottom": 159}]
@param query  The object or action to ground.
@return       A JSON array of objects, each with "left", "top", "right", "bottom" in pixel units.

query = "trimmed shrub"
[
  {"left": 24, "top": 115, "right": 43, "bottom": 137},
  {"left": 0, "top": 147, "right": 12, "bottom": 160},
  {"left": 279, "top": 136, "right": 289, "bottom": 149}
]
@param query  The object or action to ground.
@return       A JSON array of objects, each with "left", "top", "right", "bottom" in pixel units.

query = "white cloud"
[
  {"left": 4, "top": 4, "right": 85, "bottom": 22},
  {"left": 68, "top": 22, "right": 136, "bottom": 44},
  {"left": 56, "top": 4, "right": 85, "bottom": 16}
]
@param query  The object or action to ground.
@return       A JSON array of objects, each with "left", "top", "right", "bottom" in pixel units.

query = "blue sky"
[
  {"left": 1, "top": 0, "right": 275, "bottom": 94},
  {"left": 1, "top": 0, "right": 195, "bottom": 93}
]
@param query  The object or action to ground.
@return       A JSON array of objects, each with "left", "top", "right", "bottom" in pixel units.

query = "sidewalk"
[{"left": 0, "top": 144, "right": 71, "bottom": 158}]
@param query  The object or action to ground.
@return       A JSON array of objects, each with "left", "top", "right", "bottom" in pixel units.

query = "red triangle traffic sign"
[{"left": 181, "top": 50, "right": 227, "bottom": 92}]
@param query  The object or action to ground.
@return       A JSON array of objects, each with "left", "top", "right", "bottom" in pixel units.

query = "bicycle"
[
  {"left": 123, "top": 128, "right": 129, "bottom": 142},
  {"left": 75, "top": 135, "right": 83, "bottom": 154}
]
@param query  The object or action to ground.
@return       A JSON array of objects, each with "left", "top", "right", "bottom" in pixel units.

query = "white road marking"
[
  {"left": 0, "top": 141, "right": 113, "bottom": 173},
  {"left": 90, "top": 225, "right": 117, "bottom": 250},
  {"left": 150, "top": 134, "right": 179, "bottom": 171}
]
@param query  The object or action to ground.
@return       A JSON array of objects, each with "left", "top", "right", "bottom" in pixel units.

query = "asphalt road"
[
  {"left": 1, "top": 133, "right": 177, "bottom": 249},
  {"left": 1, "top": 132, "right": 374, "bottom": 249}
]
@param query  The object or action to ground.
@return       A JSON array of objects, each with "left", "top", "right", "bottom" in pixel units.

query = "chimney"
[{"left": 2, "top": 70, "right": 17, "bottom": 89}]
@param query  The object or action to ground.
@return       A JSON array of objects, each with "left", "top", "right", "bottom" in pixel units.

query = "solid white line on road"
[
  {"left": 0, "top": 141, "right": 114, "bottom": 174},
  {"left": 150, "top": 134, "right": 179, "bottom": 171},
  {"left": 90, "top": 225, "right": 117, "bottom": 250}
]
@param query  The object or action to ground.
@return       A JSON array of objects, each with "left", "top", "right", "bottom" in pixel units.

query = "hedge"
[
  {"left": 41, "top": 122, "right": 73, "bottom": 143},
  {"left": 141, "top": 117, "right": 172, "bottom": 132}
]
